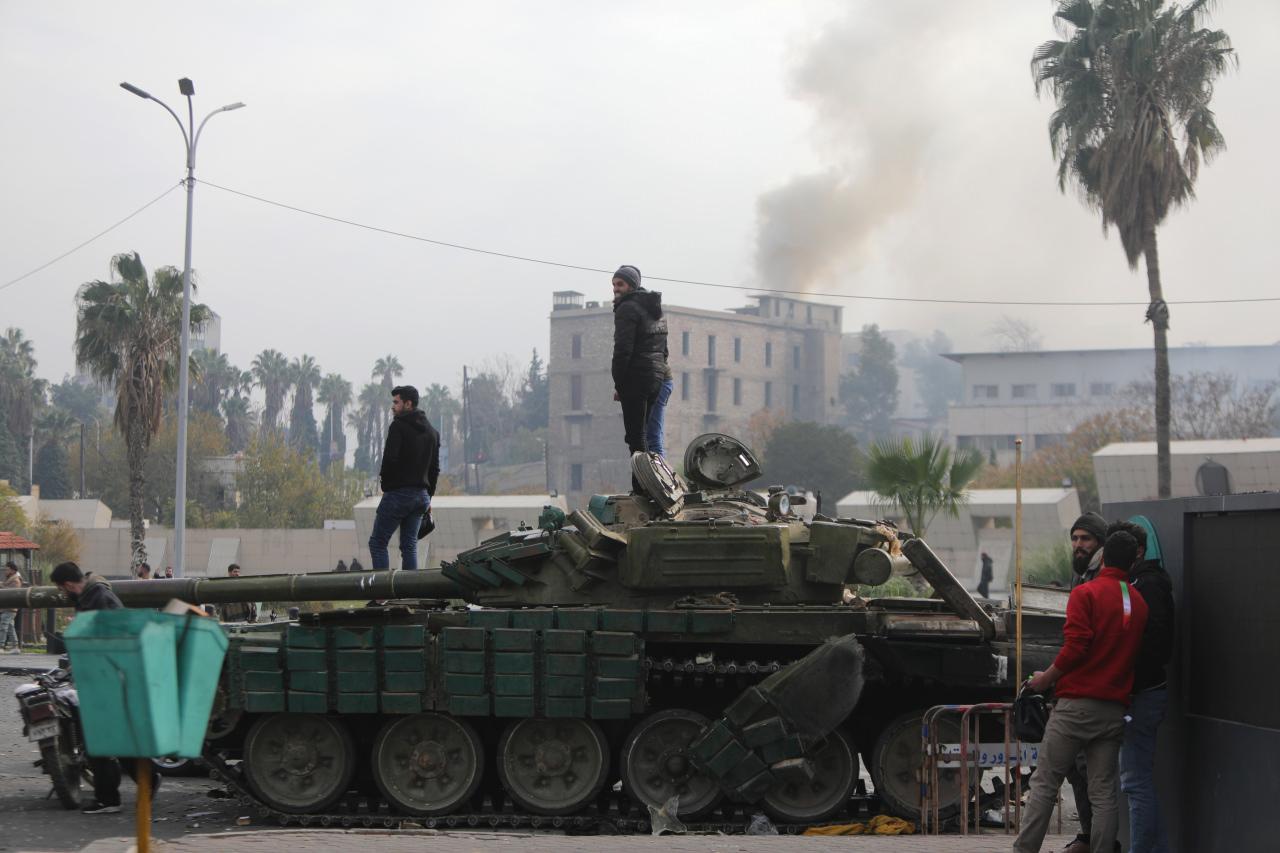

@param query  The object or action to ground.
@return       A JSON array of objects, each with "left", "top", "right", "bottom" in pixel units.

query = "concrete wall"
[
  {"left": 1094, "top": 438, "right": 1280, "bottom": 503},
  {"left": 76, "top": 526, "right": 359, "bottom": 577},
  {"left": 1104, "top": 492, "right": 1280, "bottom": 853}
]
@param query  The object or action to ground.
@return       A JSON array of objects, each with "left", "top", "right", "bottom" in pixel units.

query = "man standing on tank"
[
  {"left": 610, "top": 265, "right": 668, "bottom": 489},
  {"left": 368, "top": 384, "right": 440, "bottom": 570}
]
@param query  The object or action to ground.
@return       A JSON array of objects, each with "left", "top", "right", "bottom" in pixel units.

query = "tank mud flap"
[{"left": 687, "top": 635, "right": 865, "bottom": 802}]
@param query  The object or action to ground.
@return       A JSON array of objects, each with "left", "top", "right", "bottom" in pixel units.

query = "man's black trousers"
[{"left": 619, "top": 390, "right": 657, "bottom": 492}]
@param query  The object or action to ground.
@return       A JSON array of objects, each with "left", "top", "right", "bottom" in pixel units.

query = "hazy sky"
[{"left": 3, "top": 1, "right": 1277, "bottom": 400}]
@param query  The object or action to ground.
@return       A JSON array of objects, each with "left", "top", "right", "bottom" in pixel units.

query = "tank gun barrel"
[{"left": 0, "top": 569, "right": 463, "bottom": 610}]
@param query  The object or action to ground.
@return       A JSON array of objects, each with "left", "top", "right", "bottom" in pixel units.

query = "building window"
[
  {"left": 787, "top": 301, "right": 795, "bottom": 318},
  {"left": 570, "top": 374, "right": 583, "bottom": 410},
  {"left": 1051, "top": 383, "right": 1076, "bottom": 398},
  {"left": 1090, "top": 382, "right": 1114, "bottom": 397},
  {"left": 774, "top": 300, "right": 781, "bottom": 316},
  {"left": 734, "top": 337, "right": 742, "bottom": 363},
  {"left": 733, "top": 378, "right": 742, "bottom": 406},
  {"left": 765, "top": 342, "right": 773, "bottom": 367},
  {"left": 1034, "top": 434, "right": 1065, "bottom": 450},
  {"left": 1011, "top": 383, "right": 1037, "bottom": 400},
  {"left": 972, "top": 384, "right": 998, "bottom": 400},
  {"left": 570, "top": 463, "right": 583, "bottom": 491},
  {"left": 792, "top": 346, "right": 801, "bottom": 370},
  {"left": 806, "top": 305, "right": 813, "bottom": 324},
  {"left": 706, "top": 375, "right": 718, "bottom": 412},
  {"left": 568, "top": 422, "right": 582, "bottom": 447},
  {"left": 792, "top": 384, "right": 800, "bottom": 412},
  {"left": 765, "top": 381, "right": 772, "bottom": 408},
  {"left": 681, "top": 372, "right": 690, "bottom": 401},
  {"left": 682, "top": 331, "right": 690, "bottom": 356},
  {"left": 571, "top": 333, "right": 582, "bottom": 359},
  {"left": 707, "top": 335, "right": 716, "bottom": 366}
]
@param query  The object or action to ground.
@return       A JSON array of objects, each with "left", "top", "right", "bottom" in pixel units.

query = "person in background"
[
  {"left": 1, "top": 561, "right": 23, "bottom": 653},
  {"left": 1107, "top": 521, "right": 1175, "bottom": 853},
  {"left": 610, "top": 264, "right": 668, "bottom": 489},
  {"left": 977, "top": 551, "right": 994, "bottom": 598},
  {"left": 161, "top": 566, "right": 174, "bottom": 578},
  {"left": 49, "top": 561, "right": 159, "bottom": 814},
  {"left": 334, "top": 559, "right": 348, "bottom": 573},
  {"left": 1013, "top": 532, "right": 1149, "bottom": 853},
  {"left": 135, "top": 563, "right": 152, "bottom": 580},
  {"left": 350, "top": 556, "right": 364, "bottom": 572},
  {"left": 219, "top": 563, "right": 257, "bottom": 623}
]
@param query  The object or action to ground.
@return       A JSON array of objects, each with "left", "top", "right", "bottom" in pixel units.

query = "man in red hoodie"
[{"left": 1014, "top": 531, "right": 1149, "bottom": 853}]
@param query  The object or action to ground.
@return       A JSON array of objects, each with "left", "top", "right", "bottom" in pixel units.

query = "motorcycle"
[{"left": 13, "top": 659, "right": 92, "bottom": 809}]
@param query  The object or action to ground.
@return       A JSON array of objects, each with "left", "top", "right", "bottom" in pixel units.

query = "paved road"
[
  {"left": 55, "top": 828, "right": 1083, "bottom": 852},
  {"left": 0, "top": 674, "right": 247, "bottom": 853}
]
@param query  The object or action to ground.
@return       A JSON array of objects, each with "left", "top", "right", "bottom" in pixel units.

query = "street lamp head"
[
  {"left": 119, "top": 81, "right": 152, "bottom": 100},
  {"left": 178, "top": 77, "right": 195, "bottom": 96},
  {"left": 221, "top": 102, "right": 247, "bottom": 112}
]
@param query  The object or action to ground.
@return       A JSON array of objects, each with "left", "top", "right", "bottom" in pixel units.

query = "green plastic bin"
[
  {"left": 65, "top": 610, "right": 229, "bottom": 758},
  {"left": 65, "top": 610, "right": 181, "bottom": 757},
  {"left": 173, "top": 615, "right": 229, "bottom": 757}
]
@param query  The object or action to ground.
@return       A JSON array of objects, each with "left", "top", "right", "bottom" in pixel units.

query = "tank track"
[{"left": 204, "top": 654, "right": 879, "bottom": 834}]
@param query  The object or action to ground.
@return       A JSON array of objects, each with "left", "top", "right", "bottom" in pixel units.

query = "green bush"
[
  {"left": 855, "top": 576, "right": 919, "bottom": 598},
  {"left": 1025, "top": 541, "right": 1073, "bottom": 587}
]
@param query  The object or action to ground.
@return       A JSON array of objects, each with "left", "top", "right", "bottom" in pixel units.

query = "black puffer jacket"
[
  {"left": 379, "top": 409, "right": 441, "bottom": 495},
  {"left": 1130, "top": 558, "right": 1175, "bottom": 691},
  {"left": 74, "top": 574, "right": 123, "bottom": 612},
  {"left": 612, "top": 289, "right": 668, "bottom": 396}
]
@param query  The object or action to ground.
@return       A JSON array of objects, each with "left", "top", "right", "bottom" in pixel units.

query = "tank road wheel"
[
  {"left": 761, "top": 728, "right": 858, "bottom": 824},
  {"left": 870, "top": 711, "right": 974, "bottom": 822},
  {"left": 497, "top": 718, "right": 609, "bottom": 815},
  {"left": 621, "top": 709, "right": 721, "bottom": 817},
  {"left": 371, "top": 713, "right": 484, "bottom": 816},
  {"left": 242, "top": 714, "right": 356, "bottom": 814}
]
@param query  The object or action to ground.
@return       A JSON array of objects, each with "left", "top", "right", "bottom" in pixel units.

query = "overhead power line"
[
  {"left": 196, "top": 180, "right": 1280, "bottom": 309},
  {"left": 0, "top": 183, "right": 183, "bottom": 293}
]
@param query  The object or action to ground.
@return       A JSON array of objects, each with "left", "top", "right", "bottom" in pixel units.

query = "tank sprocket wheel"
[
  {"left": 371, "top": 713, "right": 484, "bottom": 816},
  {"left": 497, "top": 718, "right": 609, "bottom": 816},
  {"left": 870, "top": 710, "right": 974, "bottom": 821},
  {"left": 761, "top": 727, "right": 858, "bottom": 823},
  {"left": 242, "top": 713, "right": 356, "bottom": 814},
  {"left": 621, "top": 709, "right": 721, "bottom": 817}
]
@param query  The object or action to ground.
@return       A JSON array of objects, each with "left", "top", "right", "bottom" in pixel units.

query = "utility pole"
[
  {"left": 80, "top": 424, "right": 86, "bottom": 497},
  {"left": 462, "top": 366, "right": 471, "bottom": 494}
]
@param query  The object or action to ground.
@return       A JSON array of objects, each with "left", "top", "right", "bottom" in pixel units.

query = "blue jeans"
[
  {"left": 645, "top": 378, "right": 674, "bottom": 458},
  {"left": 369, "top": 487, "right": 430, "bottom": 570},
  {"left": 0, "top": 610, "right": 17, "bottom": 648},
  {"left": 1121, "top": 687, "right": 1170, "bottom": 853}
]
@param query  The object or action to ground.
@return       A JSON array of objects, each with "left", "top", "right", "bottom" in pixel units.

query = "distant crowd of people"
[{"left": 1015, "top": 511, "right": 1175, "bottom": 853}]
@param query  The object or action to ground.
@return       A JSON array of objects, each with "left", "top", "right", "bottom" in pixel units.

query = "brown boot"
[{"left": 1060, "top": 838, "right": 1089, "bottom": 853}]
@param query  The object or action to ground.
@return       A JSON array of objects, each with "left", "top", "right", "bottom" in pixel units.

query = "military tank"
[{"left": 3, "top": 433, "right": 1065, "bottom": 831}]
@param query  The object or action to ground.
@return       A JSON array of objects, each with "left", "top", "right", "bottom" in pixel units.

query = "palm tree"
[
  {"left": 33, "top": 409, "right": 79, "bottom": 498},
  {"left": 288, "top": 355, "right": 322, "bottom": 456},
  {"left": 317, "top": 373, "right": 353, "bottom": 472},
  {"left": 191, "top": 349, "right": 237, "bottom": 417},
  {"left": 420, "top": 382, "right": 460, "bottom": 465},
  {"left": 864, "top": 434, "right": 983, "bottom": 540},
  {"left": 372, "top": 355, "right": 403, "bottom": 434},
  {"left": 0, "top": 328, "right": 46, "bottom": 486},
  {"left": 251, "top": 349, "right": 292, "bottom": 435},
  {"left": 1032, "top": 0, "right": 1233, "bottom": 497},
  {"left": 355, "top": 381, "right": 387, "bottom": 473},
  {"left": 75, "top": 251, "right": 210, "bottom": 569},
  {"left": 222, "top": 395, "right": 254, "bottom": 453}
]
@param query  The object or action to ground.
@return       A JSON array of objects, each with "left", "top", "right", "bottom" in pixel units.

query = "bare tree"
[
  {"left": 987, "top": 316, "right": 1042, "bottom": 353},
  {"left": 1126, "top": 372, "right": 1277, "bottom": 440}
]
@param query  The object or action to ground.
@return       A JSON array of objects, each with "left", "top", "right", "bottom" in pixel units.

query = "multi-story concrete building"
[
  {"left": 547, "top": 291, "right": 844, "bottom": 509},
  {"left": 945, "top": 344, "right": 1280, "bottom": 465}
]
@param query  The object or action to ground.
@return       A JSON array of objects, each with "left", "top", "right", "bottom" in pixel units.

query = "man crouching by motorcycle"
[{"left": 50, "top": 561, "right": 159, "bottom": 814}]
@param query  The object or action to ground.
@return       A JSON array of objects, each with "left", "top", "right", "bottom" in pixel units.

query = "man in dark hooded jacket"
[
  {"left": 610, "top": 264, "right": 668, "bottom": 492},
  {"left": 49, "top": 561, "right": 159, "bottom": 814},
  {"left": 369, "top": 384, "right": 440, "bottom": 570}
]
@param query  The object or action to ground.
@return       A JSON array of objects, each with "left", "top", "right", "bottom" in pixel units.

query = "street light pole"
[{"left": 120, "top": 79, "right": 244, "bottom": 578}]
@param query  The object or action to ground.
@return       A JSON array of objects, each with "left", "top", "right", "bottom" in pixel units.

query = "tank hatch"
[{"left": 683, "top": 433, "right": 762, "bottom": 489}]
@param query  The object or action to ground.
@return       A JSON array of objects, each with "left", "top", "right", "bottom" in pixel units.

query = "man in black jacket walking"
[
  {"left": 369, "top": 385, "right": 440, "bottom": 570},
  {"left": 610, "top": 265, "right": 668, "bottom": 492}
]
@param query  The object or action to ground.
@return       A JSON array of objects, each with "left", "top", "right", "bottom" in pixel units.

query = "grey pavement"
[
  {"left": 0, "top": 652, "right": 61, "bottom": 675},
  {"left": 47, "top": 828, "right": 1082, "bottom": 853}
]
